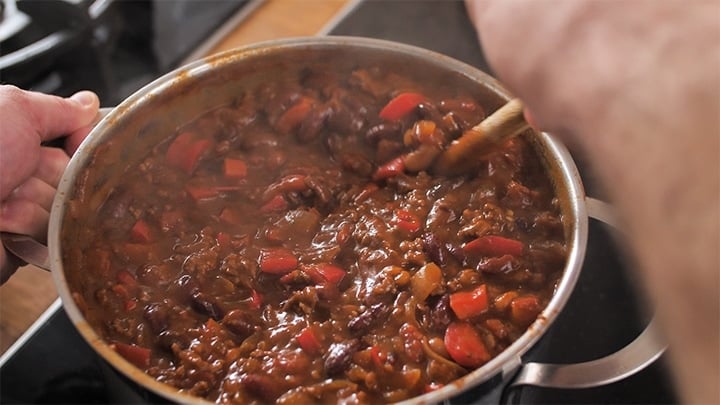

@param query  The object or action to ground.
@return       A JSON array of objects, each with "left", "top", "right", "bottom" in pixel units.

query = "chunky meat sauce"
[{"left": 65, "top": 65, "right": 566, "bottom": 404}]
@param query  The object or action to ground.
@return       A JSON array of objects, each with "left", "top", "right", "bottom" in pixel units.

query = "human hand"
[
  {"left": 0, "top": 85, "right": 100, "bottom": 284},
  {"left": 465, "top": 1, "right": 719, "bottom": 404}
]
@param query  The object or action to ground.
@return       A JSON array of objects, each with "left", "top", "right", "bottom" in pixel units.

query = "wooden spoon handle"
[{"left": 433, "top": 98, "right": 529, "bottom": 175}]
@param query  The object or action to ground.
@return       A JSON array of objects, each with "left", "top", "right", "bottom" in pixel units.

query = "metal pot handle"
[
  {"left": 0, "top": 107, "right": 114, "bottom": 273},
  {"left": 509, "top": 197, "right": 667, "bottom": 389}
]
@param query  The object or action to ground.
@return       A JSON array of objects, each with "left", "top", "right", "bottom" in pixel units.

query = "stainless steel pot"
[{"left": 2, "top": 36, "right": 666, "bottom": 404}]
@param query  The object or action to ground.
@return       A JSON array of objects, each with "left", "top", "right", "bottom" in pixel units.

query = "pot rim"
[{"left": 49, "top": 36, "right": 588, "bottom": 404}]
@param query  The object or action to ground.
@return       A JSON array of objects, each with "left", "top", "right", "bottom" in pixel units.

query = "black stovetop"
[{"left": 0, "top": 1, "right": 678, "bottom": 404}]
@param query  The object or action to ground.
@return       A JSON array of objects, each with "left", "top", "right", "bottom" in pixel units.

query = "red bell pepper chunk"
[
  {"left": 372, "top": 156, "right": 405, "bottom": 181},
  {"left": 259, "top": 248, "right": 298, "bottom": 275},
  {"left": 276, "top": 97, "right": 314, "bottom": 134},
  {"left": 166, "top": 132, "right": 212, "bottom": 175},
  {"left": 449, "top": 284, "right": 489, "bottom": 320},
  {"left": 223, "top": 158, "right": 248, "bottom": 179},
  {"left": 260, "top": 194, "right": 288, "bottom": 213},
  {"left": 370, "top": 345, "right": 388, "bottom": 369},
  {"left": 393, "top": 209, "right": 422, "bottom": 233},
  {"left": 444, "top": 321, "right": 491, "bottom": 368},
  {"left": 113, "top": 342, "right": 151, "bottom": 369},
  {"left": 463, "top": 235, "right": 524, "bottom": 257},
  {"left": 186, "top": 185, "right": 218, "bottom": 201},
  {"left": 304, "top": 263, "right": 346, "bottom": 285},
  {"left": 297, "top": 326, "right": 322, "bottom": 355},
  {"left": 379, "top": 92, "right": 426, "bottom": 121},
  {"left": 219, "top": 207, "right": 243, "bottom": 225},
  {"left": 116, "top": 269, "right": 138, "bottom": 287},
  {"left": 130, "top": 219, "right": 153, "bottom": 243},
  {"left": 250, "top": 289, "right": 263, "bottom": 310}
]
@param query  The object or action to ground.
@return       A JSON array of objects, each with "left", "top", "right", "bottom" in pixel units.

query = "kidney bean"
[
  {"left": 324, "top": 339, "right": 361, "bottom": 376},
  {"left": 348, "top": 302, "right": 391, "bottom": 335},
  {"left": 190, "top": 291, "right": 224, "bottom": 320}
]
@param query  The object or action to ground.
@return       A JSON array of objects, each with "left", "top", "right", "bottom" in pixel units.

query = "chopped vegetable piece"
[
  {"left": 297, "top": 326, "right": 322, "bottom": 355},
  {"left": 224, "top": 158, "right": 248, "bottom": 179},
  {"left": 259, "top": 248, "right": 298, "bottom": 275},
  {"left": 116, "top": 269, "right": 137, "bottom": 286},
  {"left": 219, "top": 207, "right": 243, "bottom": 225},
  {"left": 444, "top": 322, "right": 491, "bottom": 368},
  {"left": 449, "top": 284, "right": 488, "bottom": 320},
  {"left": 276, "top": 97, "right": 314, "bottom": 133},
  {"left": 393, "top": 209, "right": 422, "bottom": 233},
  {"left": 166, "top": 132, "right": 212, "bottom": 175},
  {"left": 510, "top": 295, "right": 542, "bottom": 326},
  {"left": 113, "top": 342, "right": 151, "bottom": 369},
  {"left": 410, "top": 262, "right": 443, "bottom": 302},
  {"left": 304, "top": 263, "right": 346, "bottom": 285},
  {"left": 379, "top": 92, "right": 426, "bottom": 120},
  {"left": 373, "top": 156, "right": 405, "bottom": 181},
  {"left": 463, "top": 235, "right": 524, "bottom": 257},
  {"left": 130, "top": 219, "right": 153, "bottom": 243},
  {"left": 260, "top": 194, "right": 288, "bottom": 213},
  {"left": 250, "top": 289, "right": 263, "bottom": 310},
  {"left": 186, "top": 185, "right": 219, "bottom": 201}
]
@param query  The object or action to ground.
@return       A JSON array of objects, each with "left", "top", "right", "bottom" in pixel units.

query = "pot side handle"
[
  {"left": 0, "top": 107, "right": 114, "bottom": 273},
  {"left": 509, "top": 197, "right": 667, "bottom": 389}
]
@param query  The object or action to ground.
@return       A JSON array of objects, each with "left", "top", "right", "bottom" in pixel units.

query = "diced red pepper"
[
  {"left": 510, "top": 295, "right": 542, "bottom": 327},
  {"left": 250, "top": 289, "right": 263, "bottom": 310},
  {"left": 370, "top": 345, "right": 388, "bottom": 369},
  {"left": 393, "top": 209, "right": 422, "bottom": 233},
  {"left": 449, "top": 284, "right": 489, "bottom": 320},
  {"left": 260, "top": 194, "right": 288, "bottom": 213},
  {"left": 186, "top": 184, "right": 218, "bottom": 201},
  {"left": 160, "top": 209, "right": 183, "bottom": 231},
  {"left": 216, "top": 232, "right": 232, "bottom": 249},
  {"left": 276, "top": 97, "right": 314, "bottom": 134},
  {"left": 444, "top": 321, "right": 491, "bottom": 368},
  {"left": 264, "top": 174, "right": 308, "bottom": 200},
  {"left": 304, "top": 263, "right": 346, "bottom": 285},
  {"left": 116, "top": 270, "right": 137, "bottom": 287},
  {"left": 463, "top": 235, "right": 524, "bottom": 257},
  {"left": 373, "top": 156, "right": 405, "bottom": 181},
  {"left": 219, "top": 207, "right": 243, "bottom": 225},
  {"left": 379, "top": 92, "right": 426, "bottom": 121},
  {"left": 223, "top": 158, "right": 248, "bottom": 179},
  {"left": 165, "top": 132, "right": 212, "bottom": 175},
  {"left": 130, "top": 219, "right": 153, "bottom": 243},
  {"left": 297, "top": 326, "right": 322, "bottom": 355},
  {"left": 113, "top": 342, "right": 151, "bottom": 369},
  {"left": 125, "top": 299, "right": 137, "bottom": 311},
  {"left": 259, "top": 248, "right": 298, "bottom": 275}
]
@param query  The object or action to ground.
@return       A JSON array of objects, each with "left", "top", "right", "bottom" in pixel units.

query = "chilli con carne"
[{"left": 64, "top": 65, "right": 567, "bottom": 404}]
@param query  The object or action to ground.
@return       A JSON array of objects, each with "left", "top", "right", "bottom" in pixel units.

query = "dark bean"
[
  {"left": 157, "top": 330, "right": 187, "bottom": 351},
  {"left": 222, "top": 309, "right": 255, "bottom": 339},
  {"left": 143, "top": 302, "right": 169, "bottom": 333},
  {"left": 240, "top": 374, "right": 279, "bottom": 402},
  {"left": 416, "top": 102, "right": 444, "bottom": 123},
  {"left": 324, "top": 339, "right": 361, "bottom": 376},
  {"left": 298, "top": 105, "right": 332, "bottom": 142},
  {"left": 429, "top": 294, "right": 452, "bottom": 332},
  {"left": 190, "top": 291, "right": 224, "bottom": 320},
  {"left": 348, "top": 302, "right": 391, "bottom": 335},
  {"left": 477, "top": 255, "right": 518, "bottom": 274},
  {"left": 422, "top": 233, "right": 448, "bottom": 266},
  {"left": 365, "top": 122, "right": 401, "bottom": 144}
]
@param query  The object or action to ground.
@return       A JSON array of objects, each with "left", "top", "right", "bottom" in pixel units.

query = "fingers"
[
  {"left": 13, "top": 88, "right": 100, "bottom": 143},
  {"left": 34, "top": 147, "right": 71, "bottom": 189}
]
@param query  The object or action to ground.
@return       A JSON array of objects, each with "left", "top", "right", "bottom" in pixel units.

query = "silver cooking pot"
[{"left": 2, "top": 37, "right": 666, "bottom": 404}]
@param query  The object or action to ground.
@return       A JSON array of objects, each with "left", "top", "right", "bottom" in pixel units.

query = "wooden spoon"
[{"left": 433, "top": 98, "right": 529, "bottom": 175}]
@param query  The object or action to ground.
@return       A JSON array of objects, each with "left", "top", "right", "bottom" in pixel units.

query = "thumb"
[{"left": 27, "top": 90, "right": 100, "bottom": 142}]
